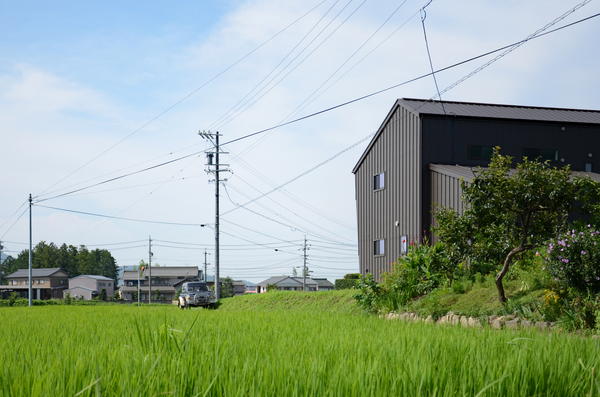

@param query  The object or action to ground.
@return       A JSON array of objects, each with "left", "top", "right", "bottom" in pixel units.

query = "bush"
[
  {"left": 354, "top": 243, "right": 455, "bottom": 313},
  {"left": 545, "top": 225, "right": 600, "bottom": 294},
  {"left": 334, "top": 273, "right": 360, "bottom": 290},
  {"left": 353, "top": 274, "right": 382, "bottom": 313}
]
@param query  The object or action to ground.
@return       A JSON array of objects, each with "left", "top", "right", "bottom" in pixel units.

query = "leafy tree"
[
  {"left": 436, "top": 148, "right": 592, "bottom": 303},
  {"left": 334, "top": 273, "right": 361, "bottom": 290},
  {"left": 220, "top": 277, "right": 234, "bottom": 298},
  {"left": 98, "top": 289, "right": 107, "bottom": 301}
]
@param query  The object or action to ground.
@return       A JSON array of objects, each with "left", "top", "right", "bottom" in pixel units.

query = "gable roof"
[
  {"left": 123, "top": 266, "right": 199, "bottom": 280},
  {"left": 313, "top": 278, "right": 334, "bottom": 288},
  {"left": 353, "top": 98, "right": 600, "bottom": 174},
  {"left": 258, "top": 276, "right": 301, "bottom": 287},
  {"left": 71, "top": 275, "right": 113, "bottom": 281},
  {"left": 7, "top": 268, "right": 67, "bottom": 278}
]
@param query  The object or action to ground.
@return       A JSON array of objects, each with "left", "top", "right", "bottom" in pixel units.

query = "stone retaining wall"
[{"left": 383, "top": 312, "right": 556, "bottom": 330}]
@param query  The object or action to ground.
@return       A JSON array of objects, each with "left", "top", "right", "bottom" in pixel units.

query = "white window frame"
[
  {"left": 373, "top": 239, "right": 385, "bottom": 256},
  {"left": 373, "top": 172, "right": 385, "bottom": 191}
]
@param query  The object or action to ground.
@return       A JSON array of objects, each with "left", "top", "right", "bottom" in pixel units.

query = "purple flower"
[
  {"left": 581, "top": 250, "right": 587, "bottom": 255},
  {"left": 561, "top": 258, "right": 569, "bottom": 263},
  {"left": 558, "top": 240, "right": 566, "bottom": 247}
]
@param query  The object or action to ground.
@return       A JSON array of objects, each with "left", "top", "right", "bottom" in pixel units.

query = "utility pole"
[
  {"left": 199, "top": 130, "right": 230, "bottom": 300},
  {"left": 302, "top": 235, "right": 309, "bottom": 291},
  {"left": 28, "top": 194, "right": 32, "bottom": 307},
  {"left": 203, "top": 249, "right": 209, "bottom": 282},
  {"left": 137, "top": 264, "right": 141, "bottom": 306},
  {"left": 148, "top": 235, "right": 153, "bottom": 304}
]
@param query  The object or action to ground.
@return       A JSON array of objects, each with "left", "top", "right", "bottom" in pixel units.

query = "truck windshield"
[{"left": 186, "top": 283, "right": 208, "bottom": 292}]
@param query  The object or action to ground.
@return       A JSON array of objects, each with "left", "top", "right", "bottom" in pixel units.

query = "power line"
[
  {"left": 207, "top": 0, "right": 345, "bottom": 130},
  {"left": 419, "top": 0, "right": 446, "bottom": 114},
  {"left": 34, "top": 204, "right": 209, "bottom": 227},
  {"left": 213, "top": 0, "right": 368, "bottom": 131},
  {"left": 30, "top": 11, "right": 600, "bottom": 203},
  {"left": 282, "top": 0, "right": 411, "bottom": 122},
  {"left": 36, "top": 0, "right": 330, "bottom": 197},
  {"left": 220, "top": 10, "right": 600, "bottom": 147},
  {"left": 223, "top": 182, "right": 351, "bottom": 243},
  {"left": 222, "top": 133, "right": 374, "bottom": 216},
  {"left": 0, "top": 207, "right": 28, "bottom": 240},
  {"left": 284, "top": 0, "right": 429, "bottom": 121}
]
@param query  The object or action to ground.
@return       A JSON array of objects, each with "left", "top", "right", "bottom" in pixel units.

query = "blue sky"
[{"left": 1, "top": 0, "right": 599, "bottom": 281}]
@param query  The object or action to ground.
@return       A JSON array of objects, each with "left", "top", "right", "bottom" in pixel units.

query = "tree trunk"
[{"left": 495, "top": 246, "right": 527, "bottom": 303}]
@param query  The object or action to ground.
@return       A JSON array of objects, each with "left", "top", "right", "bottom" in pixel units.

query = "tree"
[
  {"left": 220, "top": 277, "right": 234, "bottom": 298},
  {"left": 436, "top": 148, "right": 585, "bottom": 303},
  {"left": 334, "top": 273, "right": 361, "bottom": 290}
]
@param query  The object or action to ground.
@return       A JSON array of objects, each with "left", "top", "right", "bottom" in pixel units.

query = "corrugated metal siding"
[
  {"left": 355, "top": 105, "right": 421, "bottom": 281},
  {"left": 430, "top": 170, "right": 468, "bottom": 241}
]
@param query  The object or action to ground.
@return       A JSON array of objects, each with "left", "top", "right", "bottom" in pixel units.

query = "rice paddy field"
[{"left": 1, "top": 291, "right": 599, "bottom": 396}]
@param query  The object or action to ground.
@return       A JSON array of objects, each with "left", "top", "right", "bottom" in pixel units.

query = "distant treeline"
[{"left": 1, "top": 242, "right": 117, "bottom": 281}]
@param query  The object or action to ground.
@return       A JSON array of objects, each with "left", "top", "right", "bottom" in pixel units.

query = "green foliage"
[
  {"left": 545, "top": 225, "right": 600, "bottom": 294},
  {"left": 1, "top": 242, "right": 117, "bottom": 279},
  {"left": 434, "top": 148, "right": 593, "bottom": 302},
  {"left": 354, "top": 244, "right": 454, "bottom": 313},
  {"left": 266, "top": 283, "right": 277, "bottom": 292},
  {"left": 99, "top": 289, "right": 107, "bottom": 301},
  {"left": 353, "top": 274, "right": 382, "bottom": 313},
  {"left": 1, "top": 305, "right": 600, "bottom": 395},
  {"left": 219, "top": 290, "right": 362, "bottom": 315},
  {"left": 334, "top": 273, "right": 360, "bottom": 290}
]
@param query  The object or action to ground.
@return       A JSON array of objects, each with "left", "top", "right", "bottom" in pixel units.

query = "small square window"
[
  {"left": 585, "top": 162, "right": 593, "bottom": 172},
  {"left": 373, "top": 173, "right": 385, "bottom": 190},
  {"left": 374, "top": 239, "right": 385, "bottom": 256}
]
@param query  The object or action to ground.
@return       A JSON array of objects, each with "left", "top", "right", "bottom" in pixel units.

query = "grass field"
[{"left": 1, "top": 292, "right": 600, "bottom": 396}]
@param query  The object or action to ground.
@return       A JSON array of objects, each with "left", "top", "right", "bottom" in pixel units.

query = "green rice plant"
[{"left": 0, "top": 298, "right": 599, "bottom": 396}]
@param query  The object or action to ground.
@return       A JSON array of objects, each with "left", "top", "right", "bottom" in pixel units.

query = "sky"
[{"left": 1, "top": 0, "right": 599, "bottom": 282}]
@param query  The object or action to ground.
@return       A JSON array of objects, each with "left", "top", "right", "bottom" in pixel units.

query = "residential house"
[
  {"left": 257, "top": 276, "right": 335, "bottom": 293},
  {"left": 353, "top": 98, "right": 600, "bottom": 280},
  {"left": 64, "top": 275, "right": 114, "bottom": 300},
  {"left": 120, "top": 266, "right": 201, "bottom": 303},
  {"left": 0, "top": 268, "right": 68, "bottom": 299},
  {"left": 313, "top": 278, "right": 335, "bottom": 291}
]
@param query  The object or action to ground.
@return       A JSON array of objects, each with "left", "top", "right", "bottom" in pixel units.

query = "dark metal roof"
[
  {"left": 7, "top": 267, "right": 67, "bottom": 278},
  {"left": 353, "top": 98, "right": 600, "bottom": 174},
  {"left": 430, "top": 163, "right": 600, "bottom": 183},
  {"left": 399, "top": 98, "right": 600, "bottom": 124}
]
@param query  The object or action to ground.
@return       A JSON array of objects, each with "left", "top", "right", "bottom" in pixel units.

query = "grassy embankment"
[{"left": 1, "top": 292, "right": 600, "bottom": 396}]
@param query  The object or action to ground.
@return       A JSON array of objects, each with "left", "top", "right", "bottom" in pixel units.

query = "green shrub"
[
  {"left": 545, "top": 225, "right": 600, "bottom": 294},
  {"left": 334, "top": 273, "right": 360, "bottom": 290},
  {"left": 354, "top": 243, "right": 456, "bottom": 313}
]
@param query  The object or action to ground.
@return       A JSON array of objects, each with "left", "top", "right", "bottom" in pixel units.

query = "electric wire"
[
  {"left": 207, "top": 0, "right": 344, "bottom": 130},
  {"left": 213, "top": 0, "right": 368, "bottom": 131},
  {"left": 281, "top": 0, "right": 411, "bottom": 123},
  {"left": 419, "top": 0, "right": 446, "bottom": 114},
  {"left": 34, "top": 204, "right": 209, "bottom": 227},
  {"left": 36, "top": 0, "right": 331, "bottom": 197},
  {"left": 30, "top": 11, "right": 600, "bottom": 203}
]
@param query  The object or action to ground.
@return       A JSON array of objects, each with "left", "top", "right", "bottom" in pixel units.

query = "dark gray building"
[{"left": 353, "top": 98, "right": 600, "bottom": 281}]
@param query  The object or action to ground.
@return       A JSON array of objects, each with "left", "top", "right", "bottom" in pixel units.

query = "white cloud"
[{"left": 1, "top": 0, "right": 598, "bottom": 282}]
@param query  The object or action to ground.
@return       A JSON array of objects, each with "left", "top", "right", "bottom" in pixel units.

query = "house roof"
[
  {"left": 258, "top": 276, "right": 319, "bottom": 287},
  {"left": 71, "top": 275, "right": 113, "bottom": 281},
  {"left": 123, "top": 266, "right": 199, "bottom": 280},
  {"left": 429, "top": 163, "right": 600, "bottom": 183},
  {"left": 312, "top": 278, "right": 334, "bottom": 288},
  {"left": 353, "top": 98, "right": 600, "bottom": 174},
  {"left": 399, "top": 98, "right": 600, "bottom": 124},
  {"left": 7, "top": 267, "right": 67, "bottom": 278}
]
